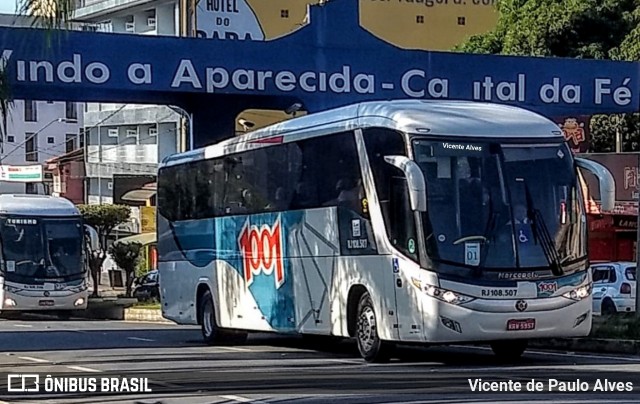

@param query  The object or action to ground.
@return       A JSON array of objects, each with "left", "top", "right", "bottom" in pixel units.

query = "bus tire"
[
  {"left": 199, "top": 290, "right": 247, "bottom": 345},
  {"left": 200, "top": 290, "right": 223, "bottom": 345},
  {"left": 56, "top": 311, "right": 72, "bottom": 320},
  {"left": 356, "top": 292, "right": 392, "bottom": 363},
  {"left": 0, "top": 311, "right": 21, "bottom": 320},
  {"left": 601, "top": 298, "right": 617, "bottom": 315},
  {"left": 490, "top": 340, "right": 528, "bottom": 361}
]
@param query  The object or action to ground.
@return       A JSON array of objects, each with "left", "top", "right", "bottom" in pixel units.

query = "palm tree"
[{"left": 18, "top": 0, "right": 76, "bottom": 30}]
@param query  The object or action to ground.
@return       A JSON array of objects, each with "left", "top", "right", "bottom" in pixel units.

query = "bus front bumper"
[
  {"left": 1, "top": 290, "right": 88, "bottom": 311},
  {"left": 424, "top": 295, "right": 592, "bottom": 343}
]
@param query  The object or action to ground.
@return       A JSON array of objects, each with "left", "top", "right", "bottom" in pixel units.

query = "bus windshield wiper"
[{"left": 523, "top": 181, "right": 564, "bottom": 276}]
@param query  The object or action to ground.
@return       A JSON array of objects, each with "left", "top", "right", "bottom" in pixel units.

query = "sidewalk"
[
  {"left": 88, "top": 272, "right": 126, "bottom": 298},
  {"left": 84, "top": 276, "right": 172, "bottom": 323},
  {"left": 88, "top": 284, "right": 125, "bottom": 298}
]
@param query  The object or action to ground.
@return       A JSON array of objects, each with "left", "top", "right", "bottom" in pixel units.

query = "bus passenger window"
[{"left": 265, "top": 187, "right": 288, "bottom": 211}]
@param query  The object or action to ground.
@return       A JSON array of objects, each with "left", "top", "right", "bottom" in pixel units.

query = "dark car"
[{"left": 133, "top": 270, "right": 160, "bottom": 302}]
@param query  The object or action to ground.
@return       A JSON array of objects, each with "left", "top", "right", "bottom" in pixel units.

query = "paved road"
[{"left": 1, "top": 316, "right": 640, "bottom": 403}]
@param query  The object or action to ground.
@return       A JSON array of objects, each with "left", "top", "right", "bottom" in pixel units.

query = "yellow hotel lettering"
[{"left": 195, "top": 0, "right": 498, "bottom": 51}]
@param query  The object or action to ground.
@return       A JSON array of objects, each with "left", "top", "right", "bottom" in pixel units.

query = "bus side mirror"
[
  {"left": 575, "top": 157, "right": 615, "bottom": 212},
  {"left": 84, "top": 224, "right": 100, "bottom": 252},
  {"left": 383, "top": 155, "right": 427, "bottom": 212}
]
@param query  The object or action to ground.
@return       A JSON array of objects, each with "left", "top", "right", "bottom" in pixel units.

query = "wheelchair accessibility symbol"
[{"left": 518, "top": 229, "right": 529, "bottom": 243}]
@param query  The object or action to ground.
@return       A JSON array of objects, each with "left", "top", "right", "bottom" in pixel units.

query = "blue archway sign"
[{"left": 0, "top": 0, "right": 638, "bottom": 148}]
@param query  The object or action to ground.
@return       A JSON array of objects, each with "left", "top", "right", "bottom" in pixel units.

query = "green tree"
[
  {"left": 455, "top": 0, "right": 638, "bottom": 58},
  {"left": 78, "top": 204, "right": 131, "bottom": 297},
  {"left": 108, "top": 241, "right": 143, "bottom": 298},
  {"left": 455, "top": 0, "right": 640, "bottom": 152}
]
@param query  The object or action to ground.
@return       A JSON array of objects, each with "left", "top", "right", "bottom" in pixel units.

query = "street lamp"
[
  {"left": 0, "top": 117, "right": 69, "bottom": 163},
  {"left": 168, "top": 106, "right": 193, "bottom": 151}
]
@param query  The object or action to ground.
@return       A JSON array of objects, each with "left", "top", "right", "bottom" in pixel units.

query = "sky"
[{"left": 0, "top": 0, "right": 18, "bottom": 15}]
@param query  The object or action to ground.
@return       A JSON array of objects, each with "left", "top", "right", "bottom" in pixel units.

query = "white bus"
[
  {"left": 157, "top": 100, "right": 614, "bottom": 362},
  {"left": 0, "top": 194, "right": 98, "bottom": 317}
]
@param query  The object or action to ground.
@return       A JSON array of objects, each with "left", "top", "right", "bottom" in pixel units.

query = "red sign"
[
  {"left": 238, "top": 216, "right": 285, "bottom": 289},
  {"left": 555, "top": 116, "right": 590, "bottom": 153},
  {"left": 589, "top": 215, "right": 614, "bottom": 232}
]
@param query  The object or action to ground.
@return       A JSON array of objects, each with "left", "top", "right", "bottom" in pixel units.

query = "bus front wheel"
[
  {"left": 490, "top": 340, "right": 528, "bottom": 361},
  {"left": 356, "top": 292, "right": 392, "bottom": 363},
  {"left": 199, "top": 290, "right": 247, "bottom": 345}
]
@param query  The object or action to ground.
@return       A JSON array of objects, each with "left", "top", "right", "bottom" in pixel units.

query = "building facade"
[
  {"left": 46, "top": 148, "right": 85, "bottom": 204},
  {"left": 581, "top": 153, "right": 639, "bottom": 262},
  {"left": 0, "top": 14, "right": 84, "bottom": 196},
  {"left": 73, "top": 0, "right": 182, "bottom": 228}
]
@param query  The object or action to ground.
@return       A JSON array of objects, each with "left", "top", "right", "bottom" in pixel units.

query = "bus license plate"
[
  {"left": 507, "top": 318, "right": 535, "bottom": 331},
  {"left": 38, "top": 300, "right": 54, "bottom": 307}
]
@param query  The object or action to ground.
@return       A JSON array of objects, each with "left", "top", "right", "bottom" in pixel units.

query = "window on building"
[
  {"left": 281, "top": 9, "right": 289, "bottom": 18},
  {"left": 24, "top": 100, "right": 37, "bottom": 122},
  {"left": 458, "top": 16, "right": 466, "bottom": 25},
  {"left": 79, "top": 128, "right": 85, "bottom": 149},
  {"left": 47, "top": 137, "right": 54, "bottom": 144},
  {"left": 65, "top": 102, "right": 78, "bottom": 121},
  {"left": 126, "top": 128, "right": 139, "bottom": 144},
  {"left": 7, "top": 135, "right": 14, "bottom": 143},
  {"left": 25, "top": 183, "right": 37, "bottom": 194},
  {"left": 25, "top": 132, "right": 38, "bottom": 162},
  {"left": 66, "top": 133, "right": 77, "bottom": 153},
  {"left": 416, "top": 15, "right": 425, "bottom": 24}
]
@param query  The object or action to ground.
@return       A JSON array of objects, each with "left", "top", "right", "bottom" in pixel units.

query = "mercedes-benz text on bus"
[
  {"left": 157, "top": 100, "right": 614, "bottom": 362},
  {"left": 0, "top": 194, "right": 98, "bottom": 317}
]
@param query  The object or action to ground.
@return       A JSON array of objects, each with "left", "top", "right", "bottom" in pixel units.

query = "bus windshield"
[
  {"left": 0, "top": 217, "right": 84, "bottom": 279},
  {"left": 413, "top": 139, "right": 587, "bottom": 271}
]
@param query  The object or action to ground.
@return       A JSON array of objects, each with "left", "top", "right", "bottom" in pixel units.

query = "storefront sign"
[
  {"left": 554, "top": 116, "right": 590, "bottom": 153},
  {"left": 580, "top": 153, "right": 640, "bottom": 204},
  {"left": 0, "top": 165, "right": 43, "bottom": 182},
  {"left": 614, "top": 216, "right": 638, "bottom": 230}
]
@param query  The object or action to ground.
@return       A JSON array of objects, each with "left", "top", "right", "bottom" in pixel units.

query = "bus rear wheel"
[
  {"left": 490, "top": 340, "right": 528, "bottom": 361},
  {"left": 356, "top": 292, "right": 392, "bottom": 363},
  {"left": 199, "top": 290, "right": 247, "bottom": 345}
]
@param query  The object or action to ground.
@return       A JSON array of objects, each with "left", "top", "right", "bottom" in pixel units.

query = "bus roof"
[
  {"left": 161, "top": 100, "right": 564, "bottom": 167},
  {"left": 0, "top": 194, "right": 80, "bottom": 217}
]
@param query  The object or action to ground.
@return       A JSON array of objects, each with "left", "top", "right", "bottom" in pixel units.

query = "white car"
[{"left": 591, "top": 261, "right": 637, "bottom": 315}]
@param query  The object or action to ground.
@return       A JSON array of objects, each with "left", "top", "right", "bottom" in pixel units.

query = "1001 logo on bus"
[{"left": 237, "top": 216, "right": 285, "bottom": 289}]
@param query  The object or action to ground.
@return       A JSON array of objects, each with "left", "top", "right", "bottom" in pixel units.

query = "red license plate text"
[{"left": 507, "top": 318, "right": 535, "bottom": 331}]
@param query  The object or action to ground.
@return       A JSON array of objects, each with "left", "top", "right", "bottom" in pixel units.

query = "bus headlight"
[
  {"left": 74, "top": 298, "right": 85, "bottom": 306},
  {"left": 4, "top": 298, "right": 17, "bottom": 307},
  {"left": 562, "top": 284, "right": 592, "bottom": 301},
  {"left": 424, "top": 285, "right": 475, "bottom": 305}
]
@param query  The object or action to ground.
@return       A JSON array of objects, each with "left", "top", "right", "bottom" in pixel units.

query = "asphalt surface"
[{"left": 0, "top": 316, "right": 639, "bottom": 403}]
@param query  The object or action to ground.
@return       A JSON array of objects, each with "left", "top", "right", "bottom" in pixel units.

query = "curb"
[
  {"left": 529, "top": 338, "right": 640, "bottom": 355},
  {"left": 123, "top": 308, "right": 173, "bottom": 324}
]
